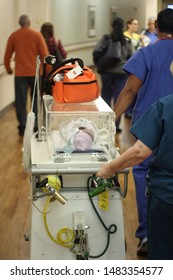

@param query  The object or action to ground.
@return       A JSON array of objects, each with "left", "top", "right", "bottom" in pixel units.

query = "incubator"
[{"left": 30, "top": 95, "right": 129, "bottom": 260}]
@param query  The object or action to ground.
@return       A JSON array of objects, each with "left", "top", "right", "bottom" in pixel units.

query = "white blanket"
[{"left": 51, "top": 130, "right": 108, "bottom": 153}]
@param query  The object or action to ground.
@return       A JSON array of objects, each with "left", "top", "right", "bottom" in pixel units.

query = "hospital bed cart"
[{"left": 29, "top": 95, "right": 129, "bottom": 260}]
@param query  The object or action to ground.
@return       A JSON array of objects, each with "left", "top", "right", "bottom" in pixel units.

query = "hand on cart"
[{"left": 96, "top": 162, "right": 115, "bottom": 179}]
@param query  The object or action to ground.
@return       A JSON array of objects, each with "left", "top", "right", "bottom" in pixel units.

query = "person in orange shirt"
[{"left": 4, "top": 14, "right": 49, "bottom": 136}]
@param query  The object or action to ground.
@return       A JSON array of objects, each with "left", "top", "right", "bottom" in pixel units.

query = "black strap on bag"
[
  {"left": 43, "top": 57, "right": 84, "bottom": 95},
  {"left": 47, "top": 57, "right": 84, "bottom": 82},
  {"left": 52, "top": 57, "right": 84, "bottom": 72}
]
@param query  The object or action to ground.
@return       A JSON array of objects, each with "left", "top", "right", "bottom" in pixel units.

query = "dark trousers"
[
  {"left": 132, "top": 156, "right": 151, "bottom": 240},
  {"left": 147, "top": 192, "right": 173, "bottom": 260},
  {"left": 15, "top": 76, "right": 37, "bottom": 133},
  {"left": 100, "top": 72, "right": 127, "bottom": 129}
]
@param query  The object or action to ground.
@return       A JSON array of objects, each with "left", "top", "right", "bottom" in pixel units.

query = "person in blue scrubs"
[
  {"left": 96, "top": 94, "right": 173, "bottom": 260},
  {"left": 113, "top": 8, "right": 173, "bottom": 254},
  {"left": 143, "top": 16, "right": 158, "bottom": 46}
]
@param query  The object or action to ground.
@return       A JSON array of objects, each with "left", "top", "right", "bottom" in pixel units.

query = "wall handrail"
[{"left": 65, "top": 41, "right": 98, "bottom": 52}]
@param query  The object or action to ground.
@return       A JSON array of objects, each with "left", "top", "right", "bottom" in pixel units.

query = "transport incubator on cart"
[{"left": 27, "top": 57, "right": 129, "bottom": 260}]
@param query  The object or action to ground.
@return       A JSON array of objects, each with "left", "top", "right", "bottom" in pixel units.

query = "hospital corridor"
[{"left": 0, "top": 0, "right": 172, "bottom": 263}]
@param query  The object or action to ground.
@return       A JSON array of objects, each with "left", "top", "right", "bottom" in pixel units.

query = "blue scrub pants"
[
  {"left": 147, "top": 192, "right": 173, "bottom": 260},
  {"left": 132, "top": 156, "right": 151, "bottom": 240}
]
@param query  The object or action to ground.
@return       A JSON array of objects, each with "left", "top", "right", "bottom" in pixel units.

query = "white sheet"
[{"left": 51, "top": 130, "right": 108, "bottom": 154}]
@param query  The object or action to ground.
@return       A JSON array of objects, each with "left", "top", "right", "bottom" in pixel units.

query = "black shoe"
[
  {"left": 19, "top": 131, "right": 24, "bottom": 136},
  {"left": 124, "top": 113, "right": 132, "bottom": 119},
  {"left": 34, "top": 126, "right": 38, "bottom": 133},
  {"left": 18, "top": 129, "right": 25, "bottom": 136},
  {"left": 18, "top": 125, "right": 25, "bottom": 136},
  {"left": 116, "top": 128, "right": 122, "bottom": 133}
]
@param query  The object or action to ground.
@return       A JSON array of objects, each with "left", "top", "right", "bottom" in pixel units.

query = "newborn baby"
[
  {"left": 73, "top": 127, "right": 94, "bottom": 151},
  {"left": 59, "top": 118, "right": 97, "bottom": 151}
]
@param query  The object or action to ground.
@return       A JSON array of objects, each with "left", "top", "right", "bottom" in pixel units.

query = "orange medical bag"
[{"left": 45, "top": 58, "right": 100, "bottom": 103}]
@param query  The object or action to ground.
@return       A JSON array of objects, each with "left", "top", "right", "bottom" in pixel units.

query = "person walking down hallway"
[
  {"left": 97, "top": 93, "right": 173, "bottom": 260},
  {"left": 124, "top": 18, "right": 144, "bottom": 51},
  {"left": 142, "top": 16, "right": 158, "bottom": 46},
  {"left": 93, "top": 17, "right": 133, "bottom": 133},
  {"left": 4, "top": 14, "right": 49, "bottom": 136},
  {"left": 41, "top": 22, "right": 67, "bottom": 64},
  {"left": 123, "top": 18, "right": 144, "bottom": 119},
  {"left": 114, "top": 8, "right": 173, "bottom": 255}
]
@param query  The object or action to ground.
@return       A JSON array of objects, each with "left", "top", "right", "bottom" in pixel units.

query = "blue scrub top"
[
  {"left": 144, "top": 30, "right": 158, "bottom": 45},
  {"left": 130, "top": 95, "right": 173, "bottom": 204},
  {"left": 123, "top": 38, "right": 173, "bottom": 124}
]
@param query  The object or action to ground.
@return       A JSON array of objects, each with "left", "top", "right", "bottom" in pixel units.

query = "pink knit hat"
[{"left": 73, "top": 131, "right": 93, "bottom": 151}]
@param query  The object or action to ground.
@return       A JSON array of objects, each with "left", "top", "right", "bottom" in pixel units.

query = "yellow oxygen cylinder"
[{"left": 41, "top": 175, "right": 67, "bottom": 205}]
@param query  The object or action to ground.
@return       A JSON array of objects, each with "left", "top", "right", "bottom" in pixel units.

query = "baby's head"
[{"left": 73, "top": 127, "right": 94, "bottom": 151}]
